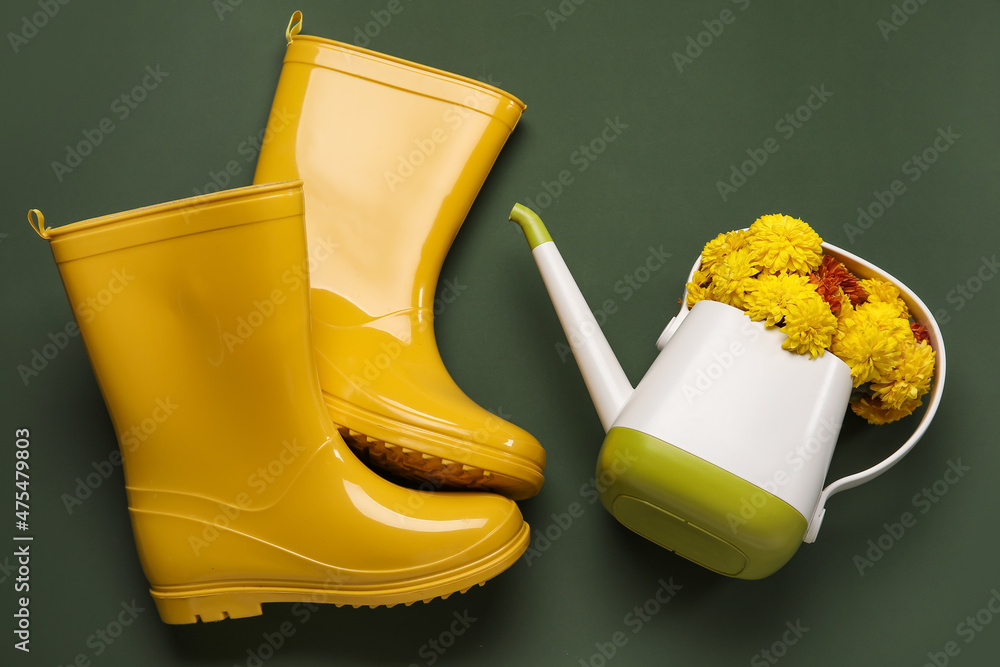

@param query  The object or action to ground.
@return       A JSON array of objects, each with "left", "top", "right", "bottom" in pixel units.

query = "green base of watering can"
[{"left": 600, "top": 428, "right": 806, "bottom": 579}]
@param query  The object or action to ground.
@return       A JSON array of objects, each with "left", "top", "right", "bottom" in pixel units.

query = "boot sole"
[
  {"left": 322, "top": 393, "right": 544, "bottom": 500},
  {"left": 150, "top": 522, "right": 529, "bottom": 624}
]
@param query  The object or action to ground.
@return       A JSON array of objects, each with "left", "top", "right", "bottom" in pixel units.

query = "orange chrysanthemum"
[{"left": 809, "top": 255, "right": 867, "bottom": 313}]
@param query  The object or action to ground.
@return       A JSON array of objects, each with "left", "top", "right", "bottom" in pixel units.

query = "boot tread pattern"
[{"left": 338, "top": 426, "right": 516, "bottom": 493}]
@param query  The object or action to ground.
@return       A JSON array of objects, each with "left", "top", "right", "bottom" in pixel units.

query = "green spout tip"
[{"left": 509, "top": 203, "right": 553, "bottom": 249}]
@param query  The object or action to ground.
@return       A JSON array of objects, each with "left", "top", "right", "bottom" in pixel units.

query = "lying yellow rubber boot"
[
  {"left": 28, "top": 182, "right": 528, "bottom": 624},
  {"left": 252, "top": 12, "right": 546, "bottom": 500}
]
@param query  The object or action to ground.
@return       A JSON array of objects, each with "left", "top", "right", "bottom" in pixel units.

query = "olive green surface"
[{"left": 2, "top": 1, "right": 998, "bottom": 666}]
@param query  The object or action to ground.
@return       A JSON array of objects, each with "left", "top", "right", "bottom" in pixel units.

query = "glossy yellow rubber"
[
  {"left": 32, "top": 182, "right": 528, "bottom": 623},
  {"left": 253, "top": 13, "right": 545, "bottom": 499}
]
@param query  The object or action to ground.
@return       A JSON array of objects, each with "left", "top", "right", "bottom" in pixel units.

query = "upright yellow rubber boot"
[
  {"left": 253, "top": 12, "right": 545, "bottom": 500},
  {"left": 28, "top": 182, "right": 528, "bottom": 624}
]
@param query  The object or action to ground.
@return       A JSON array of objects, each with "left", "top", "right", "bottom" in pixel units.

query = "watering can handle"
[
  {"left": 673, "top": 239, "right": 947, "bottom": 544},
  {"left": 802, "top": 241, "right": 946, "bottom": 542}
]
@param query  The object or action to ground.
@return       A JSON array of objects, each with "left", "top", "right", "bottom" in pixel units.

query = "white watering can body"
[{"left": 510, "top": 205, "right": 946, "bottom": 579}]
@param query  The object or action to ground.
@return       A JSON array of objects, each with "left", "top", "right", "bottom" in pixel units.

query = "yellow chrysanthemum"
[
  {"left": 685, "top": 269, "right": 712, "bottom": 307},
  {"left": 851, "top": 396, "right": 923, "bottom": 425},
  {"left": 834, "top": 290, "right": 854, "bottom": 323},
  {"left": 685, "top": 281, "right": 709, "bottom": 308},
  {"left": 743, "top": 273, "right": 815, "bottom": 327},
  {"left": 832, "top": 308, "right": 903, "bottom": 387},
  {"left": 708, "top": 248, "right": 758, "bottom": 308},
  {"left": 700, "top": 230, "right": 749, "bottom": 271},
  {"left": 859, "top": 278, "right": 909, "bottom": 318},
  {"left": 871, "top": 341, "right": 935, "bottom": 410},
  {"left": 745, "top": 214, "right": 824, "bottom": 274},
  {"left": 728, "top": 229, "right": 749, "bottom": 249},
  {"left": 781, "top": 292, "right": 838, "bottom": 358},
  {"left": 857, "top": 300, "right": 913, "bottom": 347}
]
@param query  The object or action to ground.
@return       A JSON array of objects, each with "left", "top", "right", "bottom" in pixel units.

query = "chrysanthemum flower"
[
  {"left": 833, "top": 290, "right": 854, "bottom": 322},
  {"left": 781, "top": 292, "right": 838, "bottom": 358},
  {"left": 743, "top": 273, "right": 815, "bottom": 327},
  {"left": 685, "top": 270, "right": 712, "bottom": 308},
  {"left": 708, "top": 248, "right": 758, "bottom": 308},
  {"left": 832, "top": 309, "right": 903, "bottom": 387},
  {"left": 859, "top": 278, "right": 908, "bottom": 318},
  {"left": 700, "top": 230, "right": 748, "bottom": 271},
  {"left": 690, "top": 269, "right": 711, "bottom": 287},
  {"left": 910, "top": 321, "right": 930, "bottom": 343},
  {"left": 857, "top": 301, "right": 913, "bottom": 347},
  {"left": 810, "top": 255, "right": 867, "bottom": 312},
  {"left": 851, "top": 395, "right": 923, "bottom": 425},
  {"left": 871, "top": 340, "right": 935, "bottom": 410},
  {"left": 746, "top": 214, "right": 824, "bottom": 274}
]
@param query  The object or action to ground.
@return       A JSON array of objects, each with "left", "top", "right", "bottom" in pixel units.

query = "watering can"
[{"left": 508, "top": 204, "right": 946, "bottom": 579}]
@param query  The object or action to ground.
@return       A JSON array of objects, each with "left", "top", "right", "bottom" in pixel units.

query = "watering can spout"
[{"left": 509, "top": 204, "right": 633, "bottom": 431}]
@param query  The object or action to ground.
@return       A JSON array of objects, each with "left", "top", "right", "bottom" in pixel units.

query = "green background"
[{"left": 2, "top": 1, "right": 998, "bottom": 665}]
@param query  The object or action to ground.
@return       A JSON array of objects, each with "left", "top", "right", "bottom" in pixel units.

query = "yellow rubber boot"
[
  {"left": 28, "top": 182, "right": 528, "bottom": 624},
  {"left": 253, "top": 12, "right": 545, "bottom": 500}
]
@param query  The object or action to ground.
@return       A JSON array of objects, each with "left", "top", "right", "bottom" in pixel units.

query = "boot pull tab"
[
  {"left": 286, "top": 10, "right": 303, "bottom": 44},
  {"left": 28, "top": 209, "right": 51, "bottom": 239}
]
